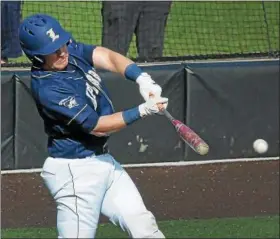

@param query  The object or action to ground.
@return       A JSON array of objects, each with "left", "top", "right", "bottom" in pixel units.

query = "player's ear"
[{"left": 67, "top": 37, "right": 78, "bottom": 49}]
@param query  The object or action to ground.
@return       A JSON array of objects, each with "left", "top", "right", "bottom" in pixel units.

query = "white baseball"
[{"left": 253, "top": 139, "right": 268, "bottom": 154}]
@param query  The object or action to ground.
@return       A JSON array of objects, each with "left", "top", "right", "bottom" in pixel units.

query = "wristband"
[
  {"left": 124, "top": 63, "right": 143, "bottom": 82},
  {"left": 122, "top": 106, "right": 141, "bottom": 125}
]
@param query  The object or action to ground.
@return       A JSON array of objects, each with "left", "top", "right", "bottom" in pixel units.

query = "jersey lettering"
[
  {"left": 85, "top": 69, "right": 102, "bottom": 110},
  {"left": 86, "top": 83, "right": 98, "bottom": 110}
]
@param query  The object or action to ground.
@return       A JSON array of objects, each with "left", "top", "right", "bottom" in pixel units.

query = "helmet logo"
[{"left": 46, "top": 28, "right": 59, "bottom": 42}]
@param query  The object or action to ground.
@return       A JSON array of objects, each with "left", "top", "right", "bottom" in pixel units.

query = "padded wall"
[
  {"left": 1, "top": 73, "right": 15, "bottom": 169},
  {"left": 185, "top": 60, "right": 279, "bottom": 161},
  {"left": 14, "top": 73, "right": 48, "bottom": 168}
]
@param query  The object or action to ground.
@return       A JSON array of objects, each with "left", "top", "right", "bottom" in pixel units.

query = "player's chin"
[{"left": 54, "top": 58, "right": 68, "bottom": 70}]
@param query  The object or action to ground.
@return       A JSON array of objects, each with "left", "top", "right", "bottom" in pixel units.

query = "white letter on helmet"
[{"left": 46, "top": 28, "right": 59, "bottom": 42}]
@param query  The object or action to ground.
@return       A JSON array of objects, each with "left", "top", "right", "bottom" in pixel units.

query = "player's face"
[{"left": 44, "top": 45, "right": 69, "bottom": 70}]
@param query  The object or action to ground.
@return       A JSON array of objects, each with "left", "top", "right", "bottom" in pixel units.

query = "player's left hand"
[
  {"left": 136, "top": 73, "right": 162, "bottom": 101},
  {"left": 149, "top": 93, "right": 168, "bottom": 115},
  {"left": 156, "top": 98, "right": 168, "bottom": 115}
]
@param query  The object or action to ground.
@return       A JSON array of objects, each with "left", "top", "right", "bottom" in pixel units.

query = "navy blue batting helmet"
[{"left": 19, "top": 14, "right": 71, "bottom": 63}]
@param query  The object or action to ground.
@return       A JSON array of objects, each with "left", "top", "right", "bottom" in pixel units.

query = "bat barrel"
[
  {"left": 195, "top": 142, "right": 209, "bottom": 155},
  {"left": 162, "top": 110, "right": 209, "bottom": 156},
  {"left": 174, "top": 120, "right": 209, "bottom": 155}
]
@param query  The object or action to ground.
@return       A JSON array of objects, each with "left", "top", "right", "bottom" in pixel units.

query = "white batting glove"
[
  {"left": 136, "top": 73, "right": 162, "bottom": 101},
  {"left": 156, "top": 98, "right": 168, "bottom": 115},
  {"left": 139, "top": 96, "right": 169, "bottom": 117}
]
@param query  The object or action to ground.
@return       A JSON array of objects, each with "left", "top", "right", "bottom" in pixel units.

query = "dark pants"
[
  {"left": 1, "top": 1, "right": 22, "bottom": 59},
  {"left": 102, "top": 1, "right": 172, "bottom": 60}
]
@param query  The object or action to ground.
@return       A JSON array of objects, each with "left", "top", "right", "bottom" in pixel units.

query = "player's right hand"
[
  {"left": 136, "top": 73, "right": 162, "bottom": 101},
  {"left": 138, "top": 96, "right": 168, "bottom": 117}
]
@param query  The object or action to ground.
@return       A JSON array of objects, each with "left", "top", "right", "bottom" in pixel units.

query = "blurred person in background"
[
  {"left": 102, "top": 1, "right": 172, "bottom": 61},
  {"left": 1, "top": 1, "right": 23, "bottom": 64}
]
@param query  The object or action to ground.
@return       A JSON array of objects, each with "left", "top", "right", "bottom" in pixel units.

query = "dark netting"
[{"left": 1, "top": 1, "right": 279, "bottom": 67}]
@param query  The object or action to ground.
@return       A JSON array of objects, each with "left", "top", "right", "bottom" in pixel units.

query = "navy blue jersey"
[{"left": 31, "top": 40, "right": 114, "bottom": 158}]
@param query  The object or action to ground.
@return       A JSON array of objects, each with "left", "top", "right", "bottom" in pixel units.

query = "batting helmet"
[{"left": 19, "top": 14, "right": 71, "bottom": 63}]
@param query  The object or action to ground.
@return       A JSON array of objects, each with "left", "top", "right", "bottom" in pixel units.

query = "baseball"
[{"left": 253, "top": 139, "right": 268, "bottom": 154}]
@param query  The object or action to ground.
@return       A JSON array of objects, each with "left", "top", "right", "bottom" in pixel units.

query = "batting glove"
[
  {"left": 139, "top": 96, "right": 169, "bottom": 117},
  {"left": 156, "top": 98, "right": 168, "bottom": 115},
  {"left": 136, "top": 73, "right": 162, "bottom": 101}
]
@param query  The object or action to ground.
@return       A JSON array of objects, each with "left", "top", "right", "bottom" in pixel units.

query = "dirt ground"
[{"left": 1, "top": 159, "right": 279, "bottom": 229}]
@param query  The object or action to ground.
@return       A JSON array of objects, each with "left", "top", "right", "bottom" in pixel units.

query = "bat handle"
[
  {"left": 162, "top": 108, "right": 174, "bottom": 121},
  {"left": 148, "top": 93, "right": 172, "bottom": 120},
  {"left": 149, "top": 93, "right": 173, "bottom": 121}
]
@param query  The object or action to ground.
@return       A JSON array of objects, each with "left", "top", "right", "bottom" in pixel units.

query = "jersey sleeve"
[
  {"left": 38, "top": 83, "right": 99, "bottom": 133},
  {"left": 81, "top": 43, "right": 96, "bottom": 65},
  {"left": 70, "top": 40, "right": 96, "bottom": 66}
]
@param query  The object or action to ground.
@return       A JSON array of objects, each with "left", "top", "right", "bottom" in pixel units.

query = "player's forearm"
[
  {"left": 93, "top": 46, "right": 134, "bottom": 76},
  {"left": 93, "top": 47, "right": 155, "bottom": 85},
  {"left": 91, "top": 105, "right": 145, "bottom": 134},
  {"left": 107, "top": 50, "right": 134, "bottom": 76},
  {"left": 91, "top": 97, "right": 168, "bottom": 135},
  {"left": 106, "top": 51, "right": 146, "bottom": 83},
  {"left": 91, "top": 111, "right": 129, "bottom": 134}
]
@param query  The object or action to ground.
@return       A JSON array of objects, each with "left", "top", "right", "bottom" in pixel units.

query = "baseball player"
[{"left": 19, "top": 14, "right": 168, "bottom": 238}]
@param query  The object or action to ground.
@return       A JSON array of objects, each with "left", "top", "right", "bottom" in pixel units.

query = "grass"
[
  {"left": 9, "top": 1, "right": 279, "bottom": 64},
  {"left": 2, "top": 215, "right": 279, "bottom": 238}
]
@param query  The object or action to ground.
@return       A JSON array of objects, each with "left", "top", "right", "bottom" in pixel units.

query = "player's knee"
[{"left": 118, "top": 210, "right": 165, "bottom": 238}]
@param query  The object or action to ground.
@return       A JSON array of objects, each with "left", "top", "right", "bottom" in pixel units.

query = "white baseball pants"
[{"left": 41, "top": 154, "right": 164, "bottom": 238}]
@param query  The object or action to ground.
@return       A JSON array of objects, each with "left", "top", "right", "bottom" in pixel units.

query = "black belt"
[{"left": 94, "top": 144, "right": 109, "bottom": 156}]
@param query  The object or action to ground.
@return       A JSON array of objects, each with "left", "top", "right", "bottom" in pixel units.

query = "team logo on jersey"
[
  {"left": 46, "top": 28, "right": 59, "bottom": 42},
  {"left": 59, "top": 96, "right": 79, "bottom": 109}
]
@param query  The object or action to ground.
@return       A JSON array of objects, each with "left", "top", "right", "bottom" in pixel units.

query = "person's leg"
[
  {"left": 41, "top": 155, "right": 115, "bottom": 238},
  {"left": 101, "top": 157, "right": 164, "bottom": 238},
  {"left": 136, "top": 1, "right": 172, "bottom": 60},
  {"left": 101, "top": 1, "right": 140, "bottom": 56},
  {"left": 1, "top": 1, "right": 22, "bottom": 60},
  {"left": 1, "top": 1, "right": 9, "bottom": 61}
]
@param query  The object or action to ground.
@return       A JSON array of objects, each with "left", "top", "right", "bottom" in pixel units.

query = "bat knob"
[{"left": 196, "top": 143, "right": 209, "bottom": 155}]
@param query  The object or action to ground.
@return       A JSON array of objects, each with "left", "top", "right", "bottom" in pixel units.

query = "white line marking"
[
  {"left": 2, "top": 58, "right": 279, "bottom": 71},
  {"left": 1, "top": 157, "right": 279, "bottom": 175},
  {"left": 67, "top": 104, "right": 88, "bottom": 126},
  {"left": 139, "top": 58, "right": 279, "bottom": 66}
]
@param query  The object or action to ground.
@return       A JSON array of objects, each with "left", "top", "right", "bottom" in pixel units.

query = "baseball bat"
[{"left": 162, "top": 109, "right": 209, "bottom": 155}]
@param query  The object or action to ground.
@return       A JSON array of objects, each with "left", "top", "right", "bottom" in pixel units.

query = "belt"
[{"left": 94, "top": 144, "right": 109, "bottom": 156}]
